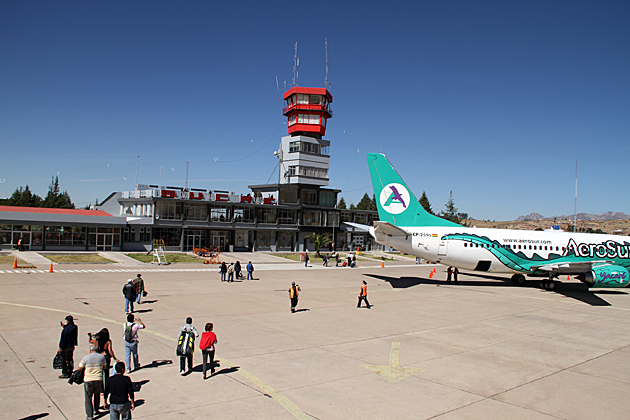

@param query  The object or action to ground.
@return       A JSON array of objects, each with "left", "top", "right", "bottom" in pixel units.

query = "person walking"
[
  {"left": 234, "top": 261, "right": 242, "bottom": 279},
  {"left": 57, "top": 315, "right": 78, "bottom": 379},
  {"left": 289, "top": 281, "right": 301, "bottom": 313},
  {"left": 347, "top": 253, "right": 352, "bottom": 267},
  {"left": 227, "top": 263, "right": 235, "bottom": 282},
  {"left": 323, "top": 254, "right": 329, "bottom": 267},
  {"left": 304, "top": 251, "right": 309, "bottom": 267},
  {"left": 335, "top": 253, "right": 340, "bottom": 267},
  {"left": 453, "top": 267, "right": 459, "bottom": 284},
  {"left": 357, "top": 280, "right": 371, "bottom": 309},
  {"left": 246, "top": 261, "right": 254, "bottom": 280},
  {"left": 123, "top": 314, "right": 145, "bottom": 373},
  {"left": 88, "top": 328, "right": 119, "bottom": 392},
  {"left": 447, "top": 267, "right": 453, "bottom": 283},
  {"left": 134, "top": 274, "right": 146, "bottom": 304},
  {"left": 122, "top": 279, "right": 137, "bottom": 314},
  {"left": 103, "top": 361, "right": 135, "bottom": 420},
  {"left": 78, "top": 345, "right": 106, "bottom": 420},
  {"left": 178, "top": 317, "right": 199, "bottom": 375},
  {"left": 199, "top": 323, "right": 218, "bottom": 379},
  {"left": 220, "top": 262, "right": 227, "bottom": 281}
]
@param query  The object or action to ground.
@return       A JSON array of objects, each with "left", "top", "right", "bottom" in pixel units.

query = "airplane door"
[{"left": 437, "top": 240, "right": 448, "bottom": 256}]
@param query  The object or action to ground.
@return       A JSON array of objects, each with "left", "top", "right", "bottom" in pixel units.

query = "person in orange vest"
[
  {"left": 357, "top": 280, "right": 371, "bottom": 309},
  {"left": 289, "top": 282, "right": 301, "bottom": 313}
]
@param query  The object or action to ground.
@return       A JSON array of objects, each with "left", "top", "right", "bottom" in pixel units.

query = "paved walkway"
[{"left": 10, "top": 251, "right": 51, "bottom": 265}]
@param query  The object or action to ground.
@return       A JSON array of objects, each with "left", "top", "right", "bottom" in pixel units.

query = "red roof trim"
[
  {"left": 283, "top": 87, "right": 332, "bottom": 102},
  {"left": 0, "top": 206, "right": 113, "bottom": 217}
]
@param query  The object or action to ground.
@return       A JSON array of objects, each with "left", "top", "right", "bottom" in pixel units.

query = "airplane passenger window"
[
  {"left": 534, "top": 246, "right": 537, "bottom": 250},
  {"left": 529, "top": 245, "right": 532, "bottom": 250},
  {"left": 464, "top": 243, "right": 467, "bottom": 247},
  {"left": 476, "top": 244, "right": 479, "bottom": 247},
  {"left": 545, "top": 246, "right": 548, "bottom": 250}
]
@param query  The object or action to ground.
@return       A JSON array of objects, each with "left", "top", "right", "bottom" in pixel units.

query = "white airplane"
[{"left": 367, "top": 153, "right": 630, "bottom": 291}]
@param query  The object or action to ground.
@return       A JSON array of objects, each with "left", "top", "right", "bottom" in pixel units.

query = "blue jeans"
[
  {"left": 228, "top": 272, "right": 233, "bottom": 282},
  {"left": 125, "top": 341, "right": 139, "bottom": 371},
  {"left": 220, "top": 272, "right": 225, "bottom": 281},
  {"left": 125, "top": 299, "right": 134, "bottom": 313},
  {"left": 136, "top": 292, "right": 141, "bottom": 303},
  {"left": 247, "top": 270, "right": 253, "bottom": 280},
  {"left": 109, "top": 402, "right": 131, "bottom": 420}
]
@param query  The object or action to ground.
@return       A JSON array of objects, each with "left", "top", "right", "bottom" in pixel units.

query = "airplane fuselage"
[{"left": 371, "top": 225, "right": 630, "bottom": 275}]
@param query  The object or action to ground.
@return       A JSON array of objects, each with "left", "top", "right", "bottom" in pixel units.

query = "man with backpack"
[
  {"left": 122, "top": 279, "right": 137, "bottom": 314},
  {"left": 177, "top": 317, "right": 199, "bottom": 375},
  {"left": 123, "top": 314, "right": 145, "bottom": 373}
]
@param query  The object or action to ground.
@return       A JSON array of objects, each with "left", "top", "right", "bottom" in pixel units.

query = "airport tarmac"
[{"left": 1, "top": 260, "right": 629, "bottom": 420}]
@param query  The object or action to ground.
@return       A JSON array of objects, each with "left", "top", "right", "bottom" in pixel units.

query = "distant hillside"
[{"left": 518, "top": 211, "right": 630, "bottom": 221}]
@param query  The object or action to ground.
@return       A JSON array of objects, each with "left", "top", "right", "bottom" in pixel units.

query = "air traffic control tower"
[{"left": 249, "top": 86, "right": 338, "bottom": 210}]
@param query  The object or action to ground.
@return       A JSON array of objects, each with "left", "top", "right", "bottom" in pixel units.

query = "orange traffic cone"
[
  {"left": 49, "top": 263, "right": 54, "bottom": 273},
  {"left": 13, "top": 258, "right": 17, "bottom": 269},
  {"left": 381, "top": 261, "right": 385, "bottom": 268}
]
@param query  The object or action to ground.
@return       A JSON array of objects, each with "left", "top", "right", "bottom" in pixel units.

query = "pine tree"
[
  {"left": 43, "top": 176, "right": 74, "bottom": 209},
  {"left": 9, "top": 186, "right": 42, "bottom": 207},
  {"left": 356, "top": 193, "right": 373, "bottom": 210},
  {"left": 349, "top": 203, "right": 356, "bottom": 210},
  {"left": 337, "top": 197, "right": 347, "bottom": 209},
  {"left": 440, "top": 191, "right": 458, "bottom": 222},
  {"left": 370, "top": 194, "right": 377, "bottom": 211},
  {"left": 419, "top": 191, "right": 433, "bottom": 214}
]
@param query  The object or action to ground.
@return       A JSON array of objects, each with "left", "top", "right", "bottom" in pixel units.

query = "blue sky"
[{"left": 1, "top": 1, "right": 628, "bottom": 220}]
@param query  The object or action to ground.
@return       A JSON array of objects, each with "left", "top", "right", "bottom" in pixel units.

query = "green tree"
[
  {"left": 305, "top": 232, "right": 332, "bottom": 258},
  {"left": 419, "top": 191, "right": 433, "bottom": 215},
  {"left": 43, "top": 176, "right": 74, "bottom": 209},
  {"left": 439, "top": 191, "right": 469, "bottom": 226},
  {"left": 337, "top": 197, "right": 347, "bottom": 209},
  {"left": 440, "top": 191, "right": 458, "bottom": 221},
  {"left": 356, "top": 193, "right": 374, "bottom": 210},
  {"left": 349, "top": 203, "right": 356, "bottom": 210},
  {"left": 371, "top": 194, "right": 377, "bottom": 211},
  {"left": 8, "top": 186, "right": 42, "bottom": 207}
]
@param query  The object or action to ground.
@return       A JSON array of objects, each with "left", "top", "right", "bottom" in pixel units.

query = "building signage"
[{"left": 160, "top": 189, "right": 276, "bottom": 205}]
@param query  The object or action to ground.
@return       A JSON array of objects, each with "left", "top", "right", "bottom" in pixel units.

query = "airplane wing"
[
  {"left": 530, "top": 260, "right": 614, "bottom": 274},
  {"left": 373, "top": 221, "right": 410, "bottom": 238}
]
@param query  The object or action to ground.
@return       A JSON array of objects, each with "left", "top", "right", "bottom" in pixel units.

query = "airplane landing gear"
[
  {"left": 539, "top": 279, "right": 558, "bottom": 291},
  {"left": 511, "top": 274, "right": 526, "bottom": 286}
]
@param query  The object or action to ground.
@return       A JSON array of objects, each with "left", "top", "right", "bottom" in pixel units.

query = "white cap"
[{"left": 127, "top": 279, "right": 133, "bottom": 283}]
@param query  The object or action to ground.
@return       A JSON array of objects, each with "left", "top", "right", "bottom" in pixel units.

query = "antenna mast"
[
  {"left": 135, "top": 156, "right": 139, "bottom": 190},
  {"left": 292, "top": 42, "right": 298, "bottom": 86},
  {"left": 574, "top": 161, "right": 578, "bottom": 233},
  {"left": 325, "top": 38, "right": 328, "bottom": 89},
  {"left": 185, "top": 161, "right": 189, "bottom": 191}
]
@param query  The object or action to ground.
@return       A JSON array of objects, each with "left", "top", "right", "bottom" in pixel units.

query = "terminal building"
[{"left": 0, "top": 86, "right": 379, "bottom": 253}]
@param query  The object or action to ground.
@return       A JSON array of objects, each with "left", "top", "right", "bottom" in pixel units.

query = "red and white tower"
[{"left": 279, "top": 87, "right": 333, "bottom": 186}]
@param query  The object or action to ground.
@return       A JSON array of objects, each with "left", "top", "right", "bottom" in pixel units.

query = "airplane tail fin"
[{"left": 367, "top": 153, "right": 459, "bottom": 227}]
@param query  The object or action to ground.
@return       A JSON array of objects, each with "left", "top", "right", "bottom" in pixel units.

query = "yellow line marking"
[
  {"left": 0, "top": 301, "right": 311, "bottom": 420},
  {"left": 363, "top": 342, "right": 425, "bottom": 383}
]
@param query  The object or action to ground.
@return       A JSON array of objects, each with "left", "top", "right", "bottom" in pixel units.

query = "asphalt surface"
[{"left": 1, "top": 257, "right": 629, "bottom": 419}]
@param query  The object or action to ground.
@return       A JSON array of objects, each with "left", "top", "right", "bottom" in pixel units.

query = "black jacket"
[
  {"left": 59, "top": 322, "right": 78, "bottom": 350},
  {"left": 68, "top": 368, "right": 84, "bottom": 385},
  {"left": 104, "top": 374, "right": 134, "bottom": 404},
  {"left": 123, "top": 283, "right": 137, "bottom": 300}
]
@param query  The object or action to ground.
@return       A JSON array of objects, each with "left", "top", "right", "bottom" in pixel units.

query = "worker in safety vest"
[
  {"left": 357, "top": 280, "right": 371, "bottom": 309},
  {"left": 289, "top": 282, "right": 301, "bottom": 313}
]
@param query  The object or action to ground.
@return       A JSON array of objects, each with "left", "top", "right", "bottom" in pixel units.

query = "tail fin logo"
[{"left": 380, "top": 183, "right": 410, "bottom": 215}]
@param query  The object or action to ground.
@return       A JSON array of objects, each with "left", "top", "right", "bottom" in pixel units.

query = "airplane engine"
[{"left": 577, "top": 265, "right": 630, "bottom": 288}]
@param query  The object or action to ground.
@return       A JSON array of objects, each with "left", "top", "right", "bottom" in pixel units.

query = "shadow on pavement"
[
  {"left": 363, "top": 272, "right": 617, "bottom": 306},
  {"left": 19, "top": 414, "right": 49, "bottom": 420},
  {"left": 132, "top": 379, "right": 149, "bottom": 392},
  {"left": 141, "top": 360, "right": 172, "bottom": 370}
]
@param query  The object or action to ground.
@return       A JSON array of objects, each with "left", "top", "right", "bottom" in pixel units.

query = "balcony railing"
[{"left": 283, "top": 103, "right": 332, "bottom": 117}]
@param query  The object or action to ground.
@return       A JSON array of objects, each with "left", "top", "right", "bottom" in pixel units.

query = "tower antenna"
[
  {"left": 292, "top": 42, "right": 298, "bottom": 87},
  {"left": 574, "top": 161, "right": 578, "bottom": 233},
  {"left": 325, "top": 38, "right": 328, "bottom": 89},
  {"left": 185, "top": 161, "right": 189, "bottom": 192},
  {"left": 135, "top": 156, "right": 139, "bottom": 190}
]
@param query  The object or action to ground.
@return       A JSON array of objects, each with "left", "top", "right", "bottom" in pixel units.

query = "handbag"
[
  {"left": 143, "top": 291, "right": 148, "bottom": 297},
  {"left": 53, "top": 352, "right": 63, "bottom": 369}
]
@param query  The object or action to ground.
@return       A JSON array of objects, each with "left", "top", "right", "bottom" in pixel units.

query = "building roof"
[
  {"left": 0, "top": 205, "right": 126, "bottom": 227},
  {"left": 0, "top": 206, "right": 113, "bottom": 217}
]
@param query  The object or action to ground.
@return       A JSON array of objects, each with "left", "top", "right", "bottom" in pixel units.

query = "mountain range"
[{"left": 517, "top": 212, "right": 630, "bottom": 221}]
